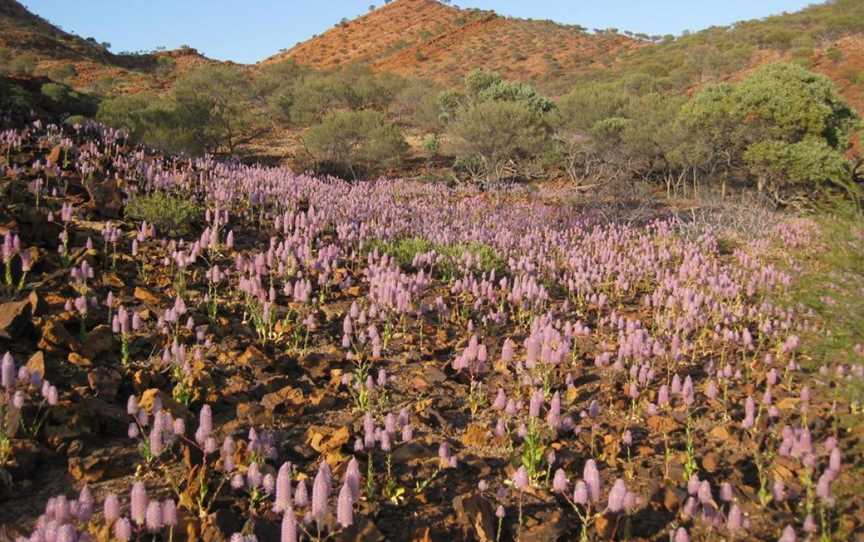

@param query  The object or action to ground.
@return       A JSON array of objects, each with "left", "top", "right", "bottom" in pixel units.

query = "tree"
[
  {"left": 303, "top": 110, "right": 408, "bottom": 179},
  {"left": 685, "top": 62, "right": 859, "bottom": 199},
  {"left": 171, "top": 64, "right": 255, "bottom": 153},
  {"left": 447, "top": 100, "right": 549, "bottom": 183}
]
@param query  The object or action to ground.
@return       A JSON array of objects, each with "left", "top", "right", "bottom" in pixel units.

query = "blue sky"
[{"left": 21, "top": 0, "right": 817, "bottom": 64}]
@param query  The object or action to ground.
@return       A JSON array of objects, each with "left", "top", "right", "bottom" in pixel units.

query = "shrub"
[
  {"left": 125, "top": 192, "right": 201, "bottom": 236},
  {"left": 446, "top": 100, "right": 549, "bottom": 182},
  {"left": 365, "top": 237, "right": 504, "bottom": 279},
  {"left": 303, "top": 110, "right": 408, "bottom": 179}
]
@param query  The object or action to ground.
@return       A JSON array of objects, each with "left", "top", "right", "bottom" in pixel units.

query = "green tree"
[
  {"left": 171, "top": 64, "right": 255, "bottom": 153},
  {"left": 446, "top": 100, "right": 549, "bottom": 182},
  {"left": 685, "top": 62, "right": 859, "bottom": 199},
  {"left": 302, "top": 110, "right": 408, "bottom": 179}
]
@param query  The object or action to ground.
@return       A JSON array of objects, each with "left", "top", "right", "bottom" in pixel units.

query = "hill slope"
[
  {"left": 0, "top": 0, "right": 214, "bottom": 93},
  {"left": 263, "top": 0, "right": 643, "bottom": 87}
]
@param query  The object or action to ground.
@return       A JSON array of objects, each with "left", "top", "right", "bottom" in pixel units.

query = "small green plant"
[{"left": 126, "top": 192, "right": 201, "bottom": 236}]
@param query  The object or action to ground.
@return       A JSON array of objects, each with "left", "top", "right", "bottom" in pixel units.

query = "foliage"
[
  {"left": 685, "top": 63, "right": 859, "bottom": 198},
  {"left": 125, "top": 192, "right": 201, "bottom": 236},
  {"left": 303, "top": 110, "right": 408, "bottom": 179},
  {"left": 366, "top": 237, "right": 504, "bottom": 278},
  {"left": 171, "top": 64, "right": 255, "bottom": 153},
  {"left": 447, "top": 99, "right": 549, "bottom": 182}
]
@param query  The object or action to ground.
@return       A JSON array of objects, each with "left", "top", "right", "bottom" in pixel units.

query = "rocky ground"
[{"left": 0, "top": 119, "right": 862, "bottom": 541}]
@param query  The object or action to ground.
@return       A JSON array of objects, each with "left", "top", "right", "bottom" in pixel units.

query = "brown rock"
[
  {"left": 81, "top": 324, "right": 116, "bottom": 359},
  {"left": 84, "top": 178, "right": 124, "bottom": 218},
  {"left": 0, "top": 298, "right": 34, "bottom": 339},
  {"left": 38, "top": 319, "right": 81, "bottom": 353},
  {"left": 87, "top": 368, "right": 122, "bottom": 400},
  {"left": 68, "top": 352, "right": 92, "bottom": 367},
  {"left": 28, "top": 290, "right": 47, "bottom": 316},
  {"left": 663, "top": 485, "right": 685, "bottom": 511},
  {"left": 6, "top": 440, "right": 43, "bottom": 481},
  {"left": 453, "top": 493, "right": 496, "bottom": 542},
  {"left": 237, "top": 345, "right": 271, "bottom": 370},
  {"left": 236, "top": 402, "right": 267, "bottom": 425},
  {"left": 139, "top": 388, "right": 191, "bottom": 419},
  {"left": 702, "top": 452, "right": 720, "bottom": 473},
  {"left": 334, "top": 517, "right": 386, "bottom": 542},
  {"left": 647, "top": 415, "right": 679, "bottom": 434},
  {"left": 262, "top": 385, "right": 304, "bottom": 413},
  {"left": 595, "top": 513, "right": 615, "bottom": 538},
  {"left": 133, "top": 287, "right": 161, "bottom": 305},
  {"left": 25, "top": 350, "right": 46, "bottom": 380},
  {"left": 522, "top": 507, "right": 567, "bottom": 542},
  {"left": 708, "top": 425, "right": 731, "bottom": 442},
  {"left": 306, "top": 425, "right": 351, "bottom": 455},
  {"left": 102, "top": 272, "right": 125, "bottom": 288},
  {"left": 461, "top": 423, "right": 491, "bottom": 449}
]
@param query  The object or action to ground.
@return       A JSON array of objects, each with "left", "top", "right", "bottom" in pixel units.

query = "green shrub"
[
  {"left": 303, "top": 110, "right": 407, "bottom": 179},
  {"left": 365, "top": 237, "right": 504, "bottom": 279},
  {"left": 446, "top": 100, "right": 549, "bottom": 182},
  {"left": 125, "top": 192, "right": 201, "bottom": 236}
]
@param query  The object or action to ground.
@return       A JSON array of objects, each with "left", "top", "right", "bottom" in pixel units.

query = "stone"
[
  {"left": 139, "top": 388, "right": 191, "bottom": 419},
  {"left": 461, "top": 423, "right": 491, "bottom": 449},
  {"left": 67, "top": 352, "right": 92, "bottom": 367},
  {"left": 133, "top": 287, "right": 161, "bottom": 305},
  {"left": 262, "top": 385, "right": 304, "bottom": 413},
  {"left": 0, "top": 298, "right": 34, "bottom": 340},
  {"left": 306, "top": 425, "right": 351, "bottom": 456},
  {"left": 84, "top": 178, "right": 124, "bottom": 218},
  {"left": 237, "top": 345, "right": 271, "bottom": 371},
  {"left": 81, "top": 324, "right": 116, "bottom": 359},
  {"left": 522, "top": 507, "right": 567, "bottom": 542},
  {"left": 25, "top": 350, "right": 46, "bottom": 380},
  {"left": 38, "top": 319, "right": 81, "bottom": 353},
  {"left": 453, "top": 493, "right": 496, "bottom": 542}
]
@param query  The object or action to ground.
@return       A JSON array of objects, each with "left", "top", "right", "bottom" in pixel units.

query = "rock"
[
  {"left": 334, "top": 517, "right": 385, "bottom": 542},
  {"left": 6, "top": 440, "right": 43, "bottom": 481},
  {"left": 67, "top": 352, "right": 92, "bottom": 367},
  {"left": 461, "top": 423, "right": 491, "bottom": 449},
  {"left": 391, "top": 438, "right": 438, "bottom": 464},
  {"left": 261, "top": 385, "right": 304, "bottom": 414},
  {"left": 595, "top": 513, "right": 615, "bottom": 539},
  {"left": 236, "top": 402, "right": 267, "bottom": 426},
  {"left": 38, "top": 319, "right": 81, "bottom": 353},
  {"left": 305, "top": 425, "right": 350, "bottom": 458},
  {"left": 237, "top": 345, "right": 271, "bottom": 371},
  {"left": 647, "top": 415, "right": 679, "bottom": 434},
  {"left": 102, "top": 272, "right": 125, "bottom": 288},
  {"left": 81, "top": 324, "right": 116, "bottom": 359},
  {"left": 28, "top": 290, "right": 47, "bottom": 316},
  {"left": 133, "top": 287, "right": 161, "bottom": 306},
  {"left": 84, "top": 178, "right": 124, "bottom": 218},
  {"left": 86, "top": 368, "right": 123, "bottom": 400},
  {"left": 25, "top": 350, "right": 46, "bottom": 380},
  {"left": 82, "top": 397, "right": 128, "bottom": 432},
  {"left": 139, "top": 388, "right": 191, "bottom": 420},
  {"left": 522, "top": 507, "right": 568, "bottom": 542},
  {"left": 708, "top": 425, "right": 731, "bottom": 442},
  {"left": 68, "top": 447, "right": 128, "bottom": 483},
  {"left": 702, "top": 452, "right": 720, "bottom": 473},
  {"left": 663, "top": 485, "right": 685, "bottom": 512},
  {"left": 0, "top": 298, "right": 34, "bottom": 340},
  {"left": 201, "top": 509, "right": 241, "bottom": 542},
  {"left": 453, "top": 493, "right": 496, "bottom": 542}
]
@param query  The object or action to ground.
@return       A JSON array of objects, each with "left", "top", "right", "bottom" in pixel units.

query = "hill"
[
  {"left": 0, "top": 0, "right": 215, "bottom": 94},
  {"left": 263, "top": 0, "right": 643, "bottom": 88}
]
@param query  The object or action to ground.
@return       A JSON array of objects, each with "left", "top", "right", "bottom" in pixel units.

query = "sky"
[{"left": 20, "top": 0, "right": 818, "bottom": 64}]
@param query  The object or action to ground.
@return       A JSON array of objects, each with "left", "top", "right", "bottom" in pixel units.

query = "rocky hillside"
[
  {"left": 263, "top": 0, "right": 643, "bottom": 87},
  {"left": 0, "top": 0, "right": 214, "bottom": 94}
]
